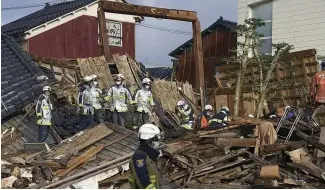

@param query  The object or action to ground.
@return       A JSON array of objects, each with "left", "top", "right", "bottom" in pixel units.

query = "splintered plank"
[
  {"left": 96, "top": 56, "right": 114, "bottom": 88},
  {"left": 47, "top": 123, "right": 114, "bottom": 159},
  {"left": 113, "top": 54, "right": 138, "bottom": 94},
  {"left": 216, "top": 138, "right": 257, "bottom": 147},
  {"left": 55, "top": 145, "right": 104, "bottom": 177},
  {"left": 163, "top": 141, "right": 193, "bottom": 156}
]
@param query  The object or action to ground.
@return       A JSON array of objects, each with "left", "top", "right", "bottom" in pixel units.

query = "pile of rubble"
[
  {"left": 2, "top": 51, "right": 325, "bottom": 189},
  {"left": 159, "top": 110, "right": 325, "bottom": 189}
]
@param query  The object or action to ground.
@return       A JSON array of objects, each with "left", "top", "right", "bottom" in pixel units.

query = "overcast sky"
[{"left": 1, "top": 0, "right": 237, "bottom": 67}]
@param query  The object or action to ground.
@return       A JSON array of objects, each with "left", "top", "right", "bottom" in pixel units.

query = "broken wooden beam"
[
  {"left": 216, "top": 138, "right": 257, "bottom": 147},
  {"left": 56, "top": 132, "right": 132, "bottom": 177},
  {"left": 198, "top": 125, "right": 240, "bottom": 136},
  {"left": 245, "top": 150, "right": 298, "bottom": 179},
  {"left": 194, "top": 148, "right": 246, "bottom": 173},
  {"left": 194, "top": 159, "right": 247, "bottom": 177},
  {"left": 100, "top": 0, "right": 198, "bottom": 22},
  {"left": 55, "top": 145, "right": 104, "bottom": 177},
  {"left": 260, "top": 141, "right": 306, "bottom": 153},
  {"left": 24, "top": 143, "right": 51, "bottom": 153},
  {"left": 46, "top": 123, "right": 113, "bottom": 159},
  {"left": 29, "top": 160, "right": 66, "bottom": 168},
  {"left": 163, "top": 141, "right": 193, "bottom": 156},
  {"left": 295, "top": 130, "right": 325, "bottom": 153},
  {"left": 199, "top": 131, "right": 240, "bottom": 138}
]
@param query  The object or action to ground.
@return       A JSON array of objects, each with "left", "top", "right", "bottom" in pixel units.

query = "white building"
[{"left": 237, "top": 0, "right": 325, "bottom": 56}]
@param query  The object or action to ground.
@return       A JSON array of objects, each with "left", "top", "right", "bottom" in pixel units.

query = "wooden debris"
[
  {"left": 295, "top": 130, "right": 325, "bottom": 153},
  {"left": 24, "top": 143, "right": 51, "bottom": 153},
  {"left": 216, "top": 138, "right": 257, "bottom": 147},
  {"left": 113, "top": 54, "right": 138, "bottom": 94},
  {"left": 56, "top": 132, "right": 132, "bottom": 177},
  {"left": 259, "top": 165, "right": 280, "bottom": 179},
  {"left": 55, "top": 145, "right": 104, "bottom": 177},
  {"left": 197, "top": 125, "right": 240, "bottom": 136},
  {"left": 199, "top": 131, "right": 240, "bottom": 138},
  {"left": 260, "top": 141, "right": 305, "bottom": 153},
  {"left": 163, "top": 141, "right": 193, "bottom": 156},
  {"left": 47, "top": 123, "right": 113, "bottom": 159},
  {"left": 287, "top": 148, "right": 325, "bottom": 179},
  {"left": 29, "top": 160, "right": 65, "bottom": 168}
]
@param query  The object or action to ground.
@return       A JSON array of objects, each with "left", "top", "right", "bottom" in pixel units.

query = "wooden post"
[
  {"left": 97, "top": 2, "right": 110, "bottom": 60},
  {"left": 192, "top": 20, "right": 205, "bottom": 109}
]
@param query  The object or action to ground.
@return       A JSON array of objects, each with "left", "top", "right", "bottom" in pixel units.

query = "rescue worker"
[
  {"left": 79, "top": 76, "right": 94, "bottom": 130},
  {"left": 90, "top": 75, "right": 104, "bottom": 123},
  {"left": 209, "top": 106, "right": 230, "bottom": 129},
  {"left": 311, "top": 60, "right": 325, "bottom": 165},
  {"left": 36, "top": 86, "right": 53, "bottom": 142},
  {"left": 132, "top": 78, "right": 155, "bottom": 130},
  {"left": 175, "top": 100, "right": 194, "bottom": 130},
  {"left": 129, "top": 124, "right": 162, "bottom": 189},
  {"left": 310, "top": 60, "right": 325, "bottom": 104},
  {"left": 196, "top": 104, "right": 213, "bottom": 129},
  {"left": 105, "top": 74, "right": 132, "bottom": 127}
]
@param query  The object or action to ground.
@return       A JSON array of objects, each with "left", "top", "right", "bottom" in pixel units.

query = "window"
[
  {"left": 106, "top": 20, "right": 122, "bottom": 47},
  {"left": 251, "top": 1, "right": 272, "bottom": 54}
]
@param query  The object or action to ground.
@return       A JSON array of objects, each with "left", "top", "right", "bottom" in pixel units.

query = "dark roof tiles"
[
  {"left": 146, "top": 67, "right": 173, "bottom": 79},
  {"left": 1, "top": 34, "right": 43, "bottom": 119},
  {"left": 2, "top": 0, "right": 96, "bottom": 38},
  {"left": 169, "top": 17, "right": 237, "bottom": 57}
]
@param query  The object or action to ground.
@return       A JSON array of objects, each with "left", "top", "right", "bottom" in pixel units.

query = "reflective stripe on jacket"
[
  {"left": 91, "top": 87, "right": 103, "bottom": 110},
  {"left": 177, "top": 103, "right": 193, "bottom": 123},
  {"left": 105, "top": 86, "right": 132, "bottom": 112},
  {"left": 81, "top": 89, "right": 94, "bottom": 115},
  {"left": 36, "top": 95, "right": 53, "bottom": 126},
  {"left": 133, "top": 89, "right": 155, "bottom": 113},
  {"left": 129, "top": 150, "right": 161, "bottom": 189}
]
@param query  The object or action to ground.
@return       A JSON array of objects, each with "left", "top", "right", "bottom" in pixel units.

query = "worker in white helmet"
[
  {"left": 79, "top": 76, "right": 94, "bottom": 130},
  {"left": 209, "top": 106, "right": 230, "bottom": 128},
  {"left": 105, "top": 74, "right": 132, "bottom": 127},
  {"left": 132, "top": 78, "right": 155, "bottom": 130},
  {"left": 196, "top": 104, "right": 214, "bottom": 129},
  {"left": 175, "top": 100, "right": 194, "bottom": 130},
  {"left": 129, "top": 124, "right": 163, "bottom": 189},
  {"left": 90, "top": 75, "right": 104, "bottom": 123},
  {"left": 36, "top": 86, "right": 53, "bottom": 142}
]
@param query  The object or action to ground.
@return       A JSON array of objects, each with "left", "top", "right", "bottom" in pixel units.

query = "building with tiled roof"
[
  {"left": 2, "top": 0, "right": 136, "bottom": 59},
  {"left": 169, "top": 17, "right": 237, "bottom": 88}
]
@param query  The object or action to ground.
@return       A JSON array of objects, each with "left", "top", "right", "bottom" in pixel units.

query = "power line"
[
  {"left": 136, "top": 23, "right": 192, "bottom": 35},
  {"left": 2, "top": 0, "right": 63, "bottom": 11},
  {"left": 139, "top": 23, "right": 192, "bottom": 34}
]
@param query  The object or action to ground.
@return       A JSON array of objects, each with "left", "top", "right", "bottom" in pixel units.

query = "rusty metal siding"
[
  {"left": 176, "top": 28, "right": 237, "bottom": 88},
  {"left": 28, "top": 16, "right": 135, "bottom": 59}
]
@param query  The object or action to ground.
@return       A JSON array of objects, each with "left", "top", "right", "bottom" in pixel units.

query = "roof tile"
[
  {"left": 2, "top": 0, "right": 96, "bottom": 39},
  {"left": 1, "top": 34, "right": 43, "bottom": 119}
]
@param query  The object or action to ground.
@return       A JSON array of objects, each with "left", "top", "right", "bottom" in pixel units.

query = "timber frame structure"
[{"left": 97, "top": 0, "right": 206, "bottom": 109}]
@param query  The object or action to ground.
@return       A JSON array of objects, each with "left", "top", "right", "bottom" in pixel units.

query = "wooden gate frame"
[{"left": 98, "top": 0, "right": 205, "bottom": 109}]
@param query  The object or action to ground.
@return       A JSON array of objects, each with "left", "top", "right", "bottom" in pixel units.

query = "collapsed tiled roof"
[
  {"left": 1, "top": 34, "right": 43, "bottom": 119},
  {"left": 146, "top": 67, "right": 173, "bottom": 79},
  {"left": 169, "top": 16, "right": 237, "bottom": 57},
  {"left": 1, "top": 114, "right": 57, "bottom": 154},
  {"left": 67, "top": 124, "right": 138, "bottom": 176},
  {"left": 1, "top": 0, "right": 97, "bottom": 39}
]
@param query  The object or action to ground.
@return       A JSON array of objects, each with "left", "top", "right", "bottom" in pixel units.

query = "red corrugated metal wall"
[
  {"left": 176, "top": 28, "right": 237, "bottom": 88},
  {"left": 28, "top": 15, "right": 135, "bottom": 59}
]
